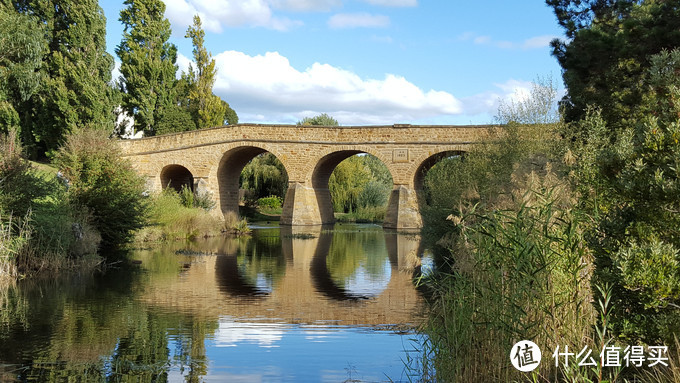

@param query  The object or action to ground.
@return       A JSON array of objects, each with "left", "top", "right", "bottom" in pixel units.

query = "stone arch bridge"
[{"left": 118, "top": 123, "right": 494, "bottom": 229}]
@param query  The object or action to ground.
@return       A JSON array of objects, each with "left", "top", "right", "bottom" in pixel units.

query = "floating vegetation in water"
[
  {"left": 174, "top": 249, "right": 216, "bottom": 256},
  {"left": 282, "top": 233, "right": 317, "bottom": 240}
]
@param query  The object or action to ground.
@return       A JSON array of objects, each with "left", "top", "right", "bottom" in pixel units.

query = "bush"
[
  {"left": 176, "top": 185, "right": 215, "bottom": 211},
  {"left": 53, "top": 129, "right": 148, "bottom": 248},
  {"left": 257, "top": 196, "right": 282, "bottom": 210},
  {"left": 358, "top": 180, "right": 389, "bottom": 208},
  {"left": 0, "top": 129, "right": 49, "bottom": 218}
]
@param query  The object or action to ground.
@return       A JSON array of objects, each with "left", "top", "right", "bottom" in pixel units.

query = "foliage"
[
  {"left": 176, "top": 185, "right": 215, "bottom": 211},
  {"left": 297, "top": 113, "right": 339, "bottom": 126},
  {"left": 155, "top": 104, "right": 196, "bottom": 135},
  {"left": 222, "top": 211, "right": 250, "bottom": 236},
  {"left": 329, "top": 155, "right": 392, "bottom": 214},
  {"left": 547, "top": 0, "right": 680, "bottom": 126},
  {"left": 4, "top": 1, "right": 115, "bottom": 157},
  {"left": 568, "top": 49, "right": 680, "bottom": 343},
  {"left": 0, "top": 7, "right": 45, "bottom": 136},
  {"left": 495, "top": 75, "right": 560, "bottom": 125},
  {"left": 0, "top": 129, "right": 48, "bottom": 218},
  {"left": 0, "top": 212, "right": 30, "bottom": 279},
  {"left": 53, "top": 129, "right": 147, "bottom": 248},
  {"left": 117, "top": 0, "right": 178, "bottom": 136},
  {"left": 3, "top": 0, "right": 114, "bottom": 156},
  {"left": 419, "top": 180, "right": 595, "bottom": 382},
  {"left": 183, "top": 15, "right": 226, "bottom": 130},
  {"left": 257, "top": 196, "right": 282, "bottom": 210},
  {"left": 137, "top": 188, "right": 220, "bottom": 242},
  {"left": 222, "top": 99, "right": 238, "bottom": 125},
  {"left": 329, "top": 156, "right": 371, "bottom": 213},
  {"left": 240, "top": 153, "right": 288, "bottom": 201}
]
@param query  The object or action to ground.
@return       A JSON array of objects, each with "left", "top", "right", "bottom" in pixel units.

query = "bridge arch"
[
  {"left": 412, "top": 150, "right": 467, "bottom": 192},
  {"left": 294, "top": 147, "right": 394, "bottom": 225},
  {"left": 216, "top": 145, "right": 291, "bottom": 219},
  {"left": 160, "top": 164, "right": 195, "bottom": 192}
]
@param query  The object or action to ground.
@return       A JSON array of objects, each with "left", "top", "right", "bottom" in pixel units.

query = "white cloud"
[
  {"left": 364, "top": 0, "right": 417, "bottom": 6},
  {"left": 521, "top": 35, "right": 557, "bottom": 50},
  {"left": 460, "top": 32, "right": 558, "bottom": 50},
  {"left": 271, "top": 0, "right": 342, "bottom": 12},
  {"left": 163, "top": 0, "right": 302, "bottom": 32},
  {"left": 328, "top": 12, "right": 390, "bottom": 29},
  {"left": 211, "top": 50, "right": 463, "bottom": 124},
  {"left": 458, "top": 79, "right": 534, "bottom": 118}
]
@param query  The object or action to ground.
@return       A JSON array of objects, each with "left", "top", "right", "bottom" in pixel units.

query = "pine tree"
[{"left": 117, "top": 0, "right": 177, "bottom": 136}]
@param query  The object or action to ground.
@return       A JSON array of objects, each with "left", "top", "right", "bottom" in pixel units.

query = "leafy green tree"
[
  {"left": 222, "top": 99, "right": 238, "bottom": 125},
  {"left": 117, "top": 0, "right": 178, "bottom": 136},
  {"left": 155, "top": 104, "right": 195, "bottom": 135},
  {"left": 240, "top": 153, "right": 288, "bottom": 200},
  {"left": 0, "top": 6, "right": 45, "bottom": 136},
  {"left": 184, "top": 15, "right": 226, "bottom": 129},
  {"left": 571, "top": 49, "right": 680, "bottom": 343},
  {"left": 6, "top": 0, "right": 115, "bottom": 156},
  {"left": 329, "top": 156, "right": 371, "bottom": 213},
  {"left": 297, "top": 113, "right": 339, "bottom": 126},
  {"left": 547, "top": 0, "right": 680, "bottom": 126}
]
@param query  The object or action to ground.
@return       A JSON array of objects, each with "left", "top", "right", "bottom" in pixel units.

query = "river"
[{"left": 0, "top": 223, "right": 430, "bottom": 382}]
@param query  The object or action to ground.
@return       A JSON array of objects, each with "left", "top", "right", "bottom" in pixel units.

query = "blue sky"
[{"left": 102, "top": 1, "right": 565, "bottom": 125}]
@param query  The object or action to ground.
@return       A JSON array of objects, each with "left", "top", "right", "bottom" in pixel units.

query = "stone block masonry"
[{"left": 118, "top": 123, "right": 495, "bottom": 229}]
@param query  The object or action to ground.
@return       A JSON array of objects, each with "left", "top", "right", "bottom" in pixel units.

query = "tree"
[
  {"left": 297, "top": 113, "right": 339, "bottom": 126},
  {"left": 240, "top": 153, "right": 288, "bottom": 201},
  {"left": 222, "top": 99, "right": 238, "bottom": 125},
  {"left": 184, "top": 15, "right": 226, "bottom": 129},
  {"left": 117, "top": 0, "right": 178, "bottom": 136},
  {"left": 0, "top": 6, "right": 45, "bottom": 136},
  {"left": 6, "top": 0, "right": 115, "bottom": 156},
  {"left": 494, "top": 76, "right": 560, "bottom": 125},
  {"left": 547, "top": 0, "right": 680, "bottom": 126}
]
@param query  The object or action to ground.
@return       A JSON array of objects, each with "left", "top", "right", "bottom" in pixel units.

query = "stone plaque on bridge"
[{"left": 393, "top": 149, "right": 409, "bottom": 163}]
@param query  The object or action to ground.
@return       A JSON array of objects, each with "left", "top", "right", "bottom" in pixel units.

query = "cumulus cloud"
[
  {"left": 328, "top": 12, "right": 390, "bottom": 29},
  {"left": 210, "top": 50, "right": 462, "bottom": 124},
  {"left": 459, "top": 32, "right": 558, "bottom": 50},
  {"left": 163, "top": 0, "right": 301, "bottom": 32},
  {"left": 364, "top": 0, "right": 417, "bottom": 6}
]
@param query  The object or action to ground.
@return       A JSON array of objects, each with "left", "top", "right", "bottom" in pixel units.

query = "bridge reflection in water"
[{"left": 137, "top": 223, "right": 427, "bottom": 327}]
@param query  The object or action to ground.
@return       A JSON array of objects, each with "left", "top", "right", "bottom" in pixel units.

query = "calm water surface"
[{"left": 0, "top": 223, "right": 430, "bottom": 382}]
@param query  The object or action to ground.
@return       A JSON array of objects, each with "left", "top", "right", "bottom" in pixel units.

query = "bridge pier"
[
  {"left": 280, "top": 182, "right": 335, "bottom": 225},
  {"left": 383, "top": 185, "right": 422, "bottom": 229}
]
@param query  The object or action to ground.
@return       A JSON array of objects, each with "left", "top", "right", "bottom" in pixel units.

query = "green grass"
[{"left": 334, "top": 206, "right": 385, "bottom": 223}]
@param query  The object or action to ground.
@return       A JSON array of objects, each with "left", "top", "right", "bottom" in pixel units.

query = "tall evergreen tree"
[
  {"left": 116, "top": 0, "right": 177, "bottom": 136},
  {"left": 184, "top": 15, "right": 226, "bottom": 129},
  {"left": 6, "top": 0, "right": 115, "bottom": 156},
  {"left": 0, "top": 5, "right": 45, "bottom": 135},
  {"left": 547, "top": 0, "right": 680, "bottom": 126}
]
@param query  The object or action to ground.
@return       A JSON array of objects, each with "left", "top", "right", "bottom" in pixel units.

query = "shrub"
[
  {"left": 177, "top": 185, "right": 215, "bottom": 211},
  {"left": 358, "top": 180, "right": 389, "bottom": 208},
  {"left": 0, "top": 129, "right": 49, "bottom": 218},
  {"left": 257, "top": 196, "right": 282, "bottom": 210},
  {"left": 53, "top": 130, "right": 148, "bottom": 248}
]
